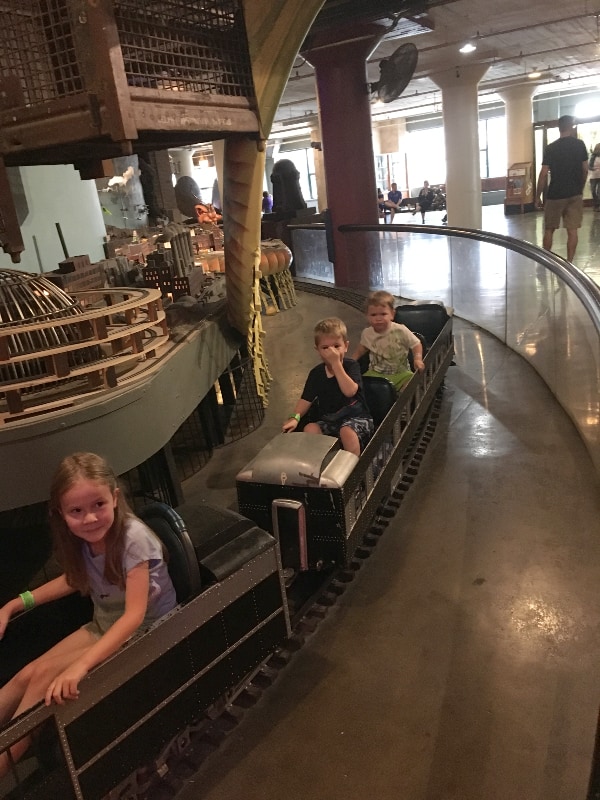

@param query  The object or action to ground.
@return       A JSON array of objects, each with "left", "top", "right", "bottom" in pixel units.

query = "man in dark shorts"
[
  {"left": 385, "top": 183, "right": 403, "bottom": 221},
  {"left": 535, "top": 115, "right": 588, "bottom": 262}
]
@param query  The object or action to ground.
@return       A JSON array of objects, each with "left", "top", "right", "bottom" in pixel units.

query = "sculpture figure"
[{"left": 270, "top": 159, "right": 307, "bottom": 214}]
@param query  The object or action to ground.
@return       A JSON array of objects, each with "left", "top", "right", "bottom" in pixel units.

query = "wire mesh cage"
[
  {"left": 0, "top": 0, "right": 258, "bottom": 165},
  {"left": 0, "top": 0, "right": 84, "bottom": 106},
  {"left": 117, "top": 353, "right": 265, "bottom": 506},
  {"left": 170, "top": 353, "right": 265, "bottom": 483},
  {"left": 114, "top": 0, "right": 255, "bottom": 96}
]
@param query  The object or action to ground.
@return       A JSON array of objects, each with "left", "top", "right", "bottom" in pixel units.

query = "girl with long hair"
[{"left": 0, "top": 452, "right": 177, "bottom": 773}]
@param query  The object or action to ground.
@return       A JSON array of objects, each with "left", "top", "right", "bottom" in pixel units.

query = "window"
[
  {"left": 405, "top": 127, "right": 446, "bottom": 189},
  {"left": 479, "top": 116, "right": 507, "bottom": 178}
]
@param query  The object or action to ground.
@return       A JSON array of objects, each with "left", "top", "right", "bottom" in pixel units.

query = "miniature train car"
[
  {"left": 236, "top": 303, "right": 454, "bottom": 571},
  {"left": 0, "top": 303, "right": 452, "bottom": 799},
  {"left": 0, "top": 504, "right": 290, "bottom": 800}
]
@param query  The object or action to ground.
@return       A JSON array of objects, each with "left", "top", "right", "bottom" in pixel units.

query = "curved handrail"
[{"left": 337, "top": 222, "right": 600, "bottom": 330}]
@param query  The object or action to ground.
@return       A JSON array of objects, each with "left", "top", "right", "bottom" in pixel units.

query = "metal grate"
[
  {"left": 217, "top": 355, "right": 264, "bottom": 445},
  {"left": 114, "top": 0, "right": 255, "bottom": 96},
  {"left": 170, "top": 355, "right": 265, "bottom": 482},
  {"left": 0, "top": 0, "right": 84, "bottom": 105},
  {"left": 0, "top": 0, "right": 253, "bottom": 110},
  {"left": 120, "top": 448, "right": 181, "bottom": 510},
  {"left": 171, "top": 391, "right": 215, "bottom": 482}
]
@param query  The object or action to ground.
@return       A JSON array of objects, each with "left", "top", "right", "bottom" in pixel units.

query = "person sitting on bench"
[
  {"left": 412, "top": 180, "right": 435, "bottom": 223},
  {"left": 385, "top": 183, "right": 403, "bottom": 221}
]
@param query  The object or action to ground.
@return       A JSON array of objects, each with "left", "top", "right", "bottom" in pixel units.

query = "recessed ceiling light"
[
  {"left": 459, "top": 42, "right": 477, "bottom": 54},
  {"left": 528, "top": 70, "right": 541, "bottom": 79}
]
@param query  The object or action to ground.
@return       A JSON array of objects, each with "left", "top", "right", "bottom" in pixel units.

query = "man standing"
[{"left": 535, "top": 115, "right": 588, "bottom": 262}]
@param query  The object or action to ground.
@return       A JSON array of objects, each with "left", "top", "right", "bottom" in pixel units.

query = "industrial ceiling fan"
[{"left": 370, "top": 42, "right": 418, "bottom": 103}]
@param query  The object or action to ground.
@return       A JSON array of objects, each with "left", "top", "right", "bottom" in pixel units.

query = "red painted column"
[{"left": 304, "top": 26, "right": 383, "bottom": 290}]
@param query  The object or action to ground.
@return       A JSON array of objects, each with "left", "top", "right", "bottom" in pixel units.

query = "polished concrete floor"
[{"left": 176, "top": 209, "right": 600, "bottom": 800}]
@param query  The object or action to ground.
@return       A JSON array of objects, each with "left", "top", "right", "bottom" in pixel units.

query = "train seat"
[
  {"left": 180, "top": 502, "right": 276, "bottom": 584},
  {"left": 138, "top": 502, "right": 201, "bottom": 603},
  {"left": 395, "top": 302, "right": 450, "bottom": 349},
  {"left": 362, "top": 375, "right": 398, "bottom": 428}
]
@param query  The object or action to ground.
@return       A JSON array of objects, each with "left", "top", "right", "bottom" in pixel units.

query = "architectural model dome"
[
  {"left": 0, "top": 268, "right": 167, "bottom": 419},
  {"left": 0, "top": 268, "right": 81, "bottom": 321},
  {"left": 0, "top": 269, "right": 100, "bottom": 384}
]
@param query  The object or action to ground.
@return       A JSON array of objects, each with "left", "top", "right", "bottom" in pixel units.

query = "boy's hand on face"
[
  {"left": 316, "top": 334, "right": 348, "bottom": 372},
  {"left": 321, "top": 345, "right": 343, "bottom": 367}
]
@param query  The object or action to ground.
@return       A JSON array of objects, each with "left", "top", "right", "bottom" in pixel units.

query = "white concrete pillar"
[
  {"left": 431, "top": 63, "right": 489, "bottom": 229},
  {"left": 497, "top": 84, "right": 536, "bottom": 168},
  {"left": 310, "top": 126, "right": 327, "bottom": 212}
]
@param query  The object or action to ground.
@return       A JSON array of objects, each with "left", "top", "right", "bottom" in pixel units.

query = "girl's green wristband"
[
  {"left": 19, "top": 590, "right": 35, "bottom": 611},
  {"left": 290, "top": 413, "right": 301, "bottom": 422}
]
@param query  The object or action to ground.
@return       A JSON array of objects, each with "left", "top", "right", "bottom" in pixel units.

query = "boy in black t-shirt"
[{"left": 282, "top": 317, "right": 373, "bottom": 456}]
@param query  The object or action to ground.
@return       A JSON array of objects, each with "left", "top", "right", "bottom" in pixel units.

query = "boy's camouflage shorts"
[{"left": 317, "top": 415, "right": 374, "bottom": 452}]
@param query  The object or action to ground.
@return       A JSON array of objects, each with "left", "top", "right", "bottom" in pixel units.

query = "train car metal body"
[
  {"left": 236, "top": 305, "right": 454, "bottom": 570},
  {"left": 0, "top": 505, "right": 291, "bottom": 800}
]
